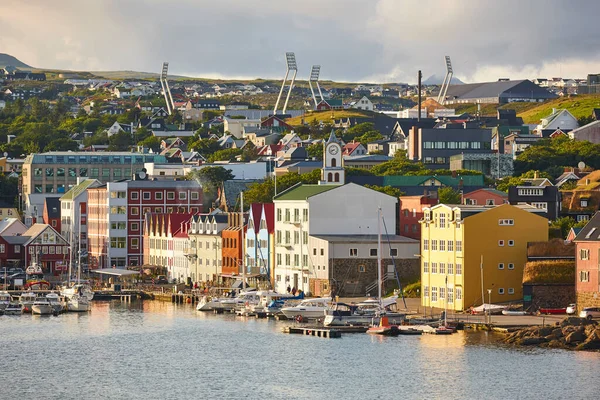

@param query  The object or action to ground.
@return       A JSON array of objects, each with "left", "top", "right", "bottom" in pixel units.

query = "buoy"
[{"left": 186, "top": 297, "right": 191, "bottom": 304}]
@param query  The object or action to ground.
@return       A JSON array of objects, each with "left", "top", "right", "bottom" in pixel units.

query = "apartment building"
[{"left": 60, "top": 179, "right": 102, "bottom": 254}]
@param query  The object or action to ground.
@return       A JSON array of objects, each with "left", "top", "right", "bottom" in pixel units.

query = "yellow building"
[{"left": 420, "top": 204, "right": 548, "bottom": 311}]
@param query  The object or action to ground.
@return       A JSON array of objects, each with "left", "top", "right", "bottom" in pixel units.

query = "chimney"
[
  {"left": 534, "top": 171, "right": 538, "bottom": 179},
  {"left": 417, "top": 70, "right": 422, "bottom": 122}
]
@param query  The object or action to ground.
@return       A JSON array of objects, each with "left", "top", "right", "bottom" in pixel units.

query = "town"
[{"left": 1, "top": 50, "right": 600, "bottom": 325}]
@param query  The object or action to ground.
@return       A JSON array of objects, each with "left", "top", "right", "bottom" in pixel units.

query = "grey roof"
[
  {"left": 310, "top": 234, "right": 418, "bottom": 244},
  {"left": 574, "top": 212, "right": 600, "bottom": 242},
  {"left": 3, "top": 236, "right": 29, "bottom": 245},
  {"left": 445, "top": 79, "right": 556, "bottom": 101},
  {"left": 123, "top": 180, "right": 202, "bottom": 188},
  {"left": 44, "top": 197, "right": 61, "bottom": 218}
]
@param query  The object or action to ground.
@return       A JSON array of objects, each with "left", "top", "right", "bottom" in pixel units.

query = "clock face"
[{"left": 328, "top": 145, "right": 339, "bottom": 155}]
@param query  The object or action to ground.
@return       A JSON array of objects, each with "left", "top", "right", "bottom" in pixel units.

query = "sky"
[{"left": 2, "top": 0, "right": 600, "bottom": 84}]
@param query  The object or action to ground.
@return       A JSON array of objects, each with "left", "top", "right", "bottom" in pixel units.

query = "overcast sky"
[{"left": 2, "top": 0, "right": 600, "bottom": 83}]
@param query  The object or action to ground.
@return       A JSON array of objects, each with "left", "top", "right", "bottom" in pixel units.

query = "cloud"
[{"left": 1, "top": 0, "right": 600, "bottom": 83}]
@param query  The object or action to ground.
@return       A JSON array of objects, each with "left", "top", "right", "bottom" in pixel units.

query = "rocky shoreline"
[{"left": 502, "top": 317, "right": 600, "bottom": 351}]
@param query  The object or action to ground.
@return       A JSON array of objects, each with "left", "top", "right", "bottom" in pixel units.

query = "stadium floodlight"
[
  {"left": 437, "top": 56, "right": 453, "bottom": 105},
  {"left": 160, "top": 62, "right": 175, "bottom": 115},
  {"left": 274, "top": 52, "right": 298, "bottom": 115},
  {"left": 308, "top": 65, "right": 324, "bottom": 109}
]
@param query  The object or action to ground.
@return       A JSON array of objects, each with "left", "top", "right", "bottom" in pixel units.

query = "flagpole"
[{"left": 480, "top": 254, "right": 485, "bottom": 323}]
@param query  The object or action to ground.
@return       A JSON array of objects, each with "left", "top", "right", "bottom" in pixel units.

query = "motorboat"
[
  {"left": 0, "top": 291, "right": 11, "bottom": 311},
  {"left": 46, "top": 292, "right": 65, "bottom": 313},
  {"left": 31, "top": 298, "right": 54, "bottom": 315},
  {"left": 470, "top": 304, "right": 507, "bottom": 315},
  {"left": 196, "top": 288, "right": 258, "bottom": 312},
  {"left": 20, "top": 292, "right": 38, "bottom": 313},
  {"left": 367, "top": 315, "right": 400, "bottom": 336},
  {"left": 280, "top": 297, "right": 332, "bottom": 320},
  {"left": 249, "top": 291, "right": 303, "bottom": 315},
  {"left": 538, "top": 307, "right": 567, "bottom": 315},
  {"left": 66, "top": 294, "right": 91, "bottom": 312},
  {"left": 196, "top": 295, "right": 223, "bottom": 311},
  {"left": 61, "top": 283, "right": 94, "bottom": 301},
  {"left": 324, "top": 301, "right": 406, "bottom": 327},
  {"left": 502, "top": 310, "right": 527, "bottom": 316},
  {"left": 4, "top": 302, "right": 23, "bottom": 315},
  {"left": 218, "top": 289, "right": 260, "bottom": 312}
]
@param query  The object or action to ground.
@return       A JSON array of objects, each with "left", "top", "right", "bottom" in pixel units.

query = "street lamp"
[{"left": 487, "top": 289, "right": 492, "bottom": 324}]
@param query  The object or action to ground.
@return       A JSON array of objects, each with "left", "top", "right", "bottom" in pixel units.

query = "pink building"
[{"left": 398, "top": 195, "right": 437, "bottom": 239}]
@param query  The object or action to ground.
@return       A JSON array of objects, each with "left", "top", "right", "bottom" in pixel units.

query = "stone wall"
[
  {"left": 524, "top": 283, "right": 575, "bottom": 309},
  {"left": 329, "top": 257, "right": 419, "bottom": 297},
  {"left": 577, "top": 291, "right": 600, "bottom": 309}
]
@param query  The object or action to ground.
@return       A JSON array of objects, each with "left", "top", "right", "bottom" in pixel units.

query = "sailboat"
[{"left": 60, "top": 216, "right": 92, "bottom": 312}]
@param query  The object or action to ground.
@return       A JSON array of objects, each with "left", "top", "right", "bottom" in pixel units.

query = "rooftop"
[{"left": 274, "top": 184, "right": 337, "bottom": 201}]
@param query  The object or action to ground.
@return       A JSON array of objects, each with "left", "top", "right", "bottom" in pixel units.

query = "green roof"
[
  {"left": 383, "top": 175, "right": 485, "bottom": 187},
  {"left": 274, "top": 184, "right": 337, "bottom": 201},
  {"left": 60, "top": 179, "right": 101, "bottom": 201}
]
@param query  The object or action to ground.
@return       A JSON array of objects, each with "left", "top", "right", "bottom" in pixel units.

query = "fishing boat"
[
  {"left": 46, "top": 292, "right": 65, "bottom": 313},
  {"left": 0, "top": 291, "right": 11, "bottom": 311},
  {"left": 31, "top": 298, "right": 54, "bottom": 315},
  {"left": 435, "top": 326, "right": 455, "bottom": 335},
  {"left": 4, "top": 302, "right": 23, "bottom": 315},
  {"left": 20, "top": 292, "right": 37, "bottom": 313}
]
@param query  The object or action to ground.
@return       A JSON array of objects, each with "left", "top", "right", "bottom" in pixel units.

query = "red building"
[
  {"left": 398, "top": 195, "right": 437, "bottom": 239},
  {"left": 0, "top": 235, "right": 26, "bottom": 269},
  {"left": 221, "top": 213, "right": 244, "bottom": 278},
  {"left": 261, "top": 115, "right": 293, "bottom": 131},
  {"left": 463, "top": 188, "right": 508, "bottom": 206},
  {"left": 43, "top": 197, "right": 61, "bottom": 232},
  {"left": 22, "top": 224, "right": 70, "bottom": 274},
  {"left": 88, "top": 178, "right": 203, "bottom": 269},
  {"left": 574, "top": 212, "right": 600, "bottom": 308}
]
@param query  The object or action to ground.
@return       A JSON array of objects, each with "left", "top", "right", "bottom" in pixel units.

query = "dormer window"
[{"left": 581, "top": 199, "right": 589, "bottom": 207}]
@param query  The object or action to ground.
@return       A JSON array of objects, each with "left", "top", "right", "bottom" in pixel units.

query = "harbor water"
[{"left": 1, "top": 301, "right": 599, "bottom": 400}]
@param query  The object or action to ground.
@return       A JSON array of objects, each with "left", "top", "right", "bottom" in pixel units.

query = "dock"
[{"left": 282, "top": 326, "right": 341, "bottom": 338}]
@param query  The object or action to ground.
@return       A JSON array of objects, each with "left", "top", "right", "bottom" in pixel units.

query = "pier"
[{"left": 282, "top": 326, "right": 342, "bottom": 338}]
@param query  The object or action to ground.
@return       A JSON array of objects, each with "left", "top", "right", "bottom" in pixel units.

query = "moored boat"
[
  {"left": 4, "top": 302, "right": 23, "bottom": 315},
  {"left": 280, "top": 297, "right": 331, "bottom": 320},
  {"left": 20, "top": 292, "right": 37, "bottom": 313},
  {"left": 367, "top": 316, "right": 400, "bottom": 336},
  {"left": 0, "top": 291, "right": 11, "bottom": 311},
  {"left": 502, "top": 310, "right": 527, "bottom": 316},
  {"left": 31, "top": 298, "right": 54, "bottom": 315},
  {"left": 66, "top": 294, "right": 91, "bottom": 312},
  {"left": 46, "top": 292, "right": 65, "bottom": 313}
]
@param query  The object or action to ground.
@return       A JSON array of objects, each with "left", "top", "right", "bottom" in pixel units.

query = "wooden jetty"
[{"left": 282, "top": 326, "right": 341, "bottom": 338}]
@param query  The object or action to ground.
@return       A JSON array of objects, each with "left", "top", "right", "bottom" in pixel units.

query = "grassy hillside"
[
  {"left": 454, "top": 101, "right": 540, "bottom": 117},
  {"left": 518, "top": 94, "right": 600, "bottom": 123},
  {"left": 0, "top": 53, "right": 32, "bottom": 69},
  {"left": 285, "top": 109, "right": 373, "bottom": 126}
]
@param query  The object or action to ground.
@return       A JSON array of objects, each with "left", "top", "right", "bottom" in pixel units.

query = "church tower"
[{"left": 320, "top": 130, "right": 344, "bottom": 185}]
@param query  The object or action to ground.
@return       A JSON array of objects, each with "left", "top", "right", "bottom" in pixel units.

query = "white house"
[
  {"left": 535, "top": 109, "right": 579, "bottom": 134},
  {"left": 188, "top": 213, "right": 229, "bottom": 284},
  {"left": 351, "top": 96, "right": 374, "bottom": 111},
  {"left": 59, "top": 179, "right": 102, "bottom": 253},
  {"left": 223, "top": 117, "right": 261, "bottom": 139}
]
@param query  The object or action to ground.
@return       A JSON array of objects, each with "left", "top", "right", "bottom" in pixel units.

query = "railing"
[{"left": 364, "top": 272, "right": 396, "bottom": 296}]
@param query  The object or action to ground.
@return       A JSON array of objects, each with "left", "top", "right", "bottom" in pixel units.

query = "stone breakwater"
[{"left": 502, "top": 317, "right": 600, "bottom": 351}]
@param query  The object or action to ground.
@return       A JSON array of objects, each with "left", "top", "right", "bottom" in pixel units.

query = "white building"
[
  {"left": 59, "top": 179, "right": 101, "bottom": 253},
  {"left": 223, "top": 117, "right": 261, "bottom": 139},
  {"left": 350, "top": 96, "right": 374, "bottom": 111},
  {"left": 188, "top": 213, "right": 229, "bottom": 284}
]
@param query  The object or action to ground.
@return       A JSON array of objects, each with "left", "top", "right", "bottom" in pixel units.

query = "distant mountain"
[
  {"left": 0, "top": 53, "right": 32, "bottom": 69},
  {"left": 423, "top": 74, "right": 463, "bottom": 85}
]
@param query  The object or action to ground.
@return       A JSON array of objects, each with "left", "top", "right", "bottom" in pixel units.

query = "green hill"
[
  {"left": 518, "top": 95, "right": 600, "bottom": 123},
  {"left": 0, "top": 53, "right": 32, "bottom": 69}
]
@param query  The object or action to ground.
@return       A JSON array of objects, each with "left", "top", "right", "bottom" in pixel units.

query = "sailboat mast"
[
  {"left": 68, "top": 222, "right": 73, "bottom": 285},
  {"left": 241, "top": 191, "right": 246, "bottom": 290},
  {"left": 77, "top": 209, "right": 82, "bottom": 284},
  {"left": 377, "top": 208, "right": 382, "bottom": 309}
]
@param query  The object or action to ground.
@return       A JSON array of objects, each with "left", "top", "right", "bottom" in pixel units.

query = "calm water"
[{"left": 0, "top": 301, "right": 598, "bottom": 400}]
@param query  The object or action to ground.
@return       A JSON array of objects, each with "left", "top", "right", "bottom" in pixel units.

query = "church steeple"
[{"left": 320, "top": 130, "right": 344, "bottom": 185}]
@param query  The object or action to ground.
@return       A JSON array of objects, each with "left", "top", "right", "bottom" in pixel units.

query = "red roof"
[
  {"left": 343, "top": 142, "right": 362, "bottom": 155},
  {"left": 257, "top": 144, "right": 284, "bottom": 156},
  {"left": 263, "top": 203, "right": 275, "bottom": 233}
]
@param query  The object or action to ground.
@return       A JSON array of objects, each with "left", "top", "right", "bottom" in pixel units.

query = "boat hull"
[
  {"left": 539, "top": 308, "right": 567, "bottom": 315},
  {"left": 324, "top": 313, "right": 405, "bottom": 327},
  {"left": 32, "top": 304, "right": 54, "bottom": 315},
  {"left": 280, "top": 308, "right": 326, "bottom": 319},
  {"left": 367, "top": 325, "right": 400, "bottom": 336},
  {"left": 4, "top": 305, "right": 23, "bottom": 315}
]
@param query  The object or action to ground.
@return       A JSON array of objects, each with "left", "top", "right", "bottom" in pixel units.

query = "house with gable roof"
[
  {"left": 535, "top": 109, "right": 579, "bottom": 136},
  {"left": 245, "top": 203, "right": 275, "bottom": 286},
  {"left": 22, "top": 223, "right": 70, "bottom": 274},
  {"left": 186, "top": 213, "right": 230, "bottom": 284},
  {"left": 60, "top": 179, "right": 102, "bottom": 253}
]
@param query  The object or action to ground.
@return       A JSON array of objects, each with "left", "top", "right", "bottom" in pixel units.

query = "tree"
[
  {"left": 306, "top": 143, "right": 323, "bottom": 161},
  {"left": 208, "top": 148, "right": 242, "bottom": 163},
  {"left": 364, "top": 184, "right": 404, "bottom": 197},
  {"left": 240, "top": 142, "right": 259, "bottom": 162},
  {"left": 356, "top": 131, "right": 383, "bottom": 147},
  {"left": 187, "top": 166, "right": 235, "bottom": 208},
  {"left": 496, "top": 171, "right": 552, "bottom": 192},
  {"left": 438, "top": 186, "right": 462, "bottom": 204},
  {"left": 107, "top": 130, "right": 132, "bottom": 151},
  {"left": 44, "top": 137, "right": 79, "bottom": 152},
  {"left": 550, "top": 216, "right": 588, "bottom": 239},
  {"left": 138, "top": 135, "right": 161, "bottom": 152}
]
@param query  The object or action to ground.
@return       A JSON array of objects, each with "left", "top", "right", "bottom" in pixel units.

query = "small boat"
[
  {"left": 435, "top": 326, "right": 455, "bottom": 335},
  {"left": 324, "top": 298, "right": 406, "bottom": 327},
  {"left": 280, "top": 297, "right": 332, "bottom": 320},
  {"left": 46, "top": 292, "right": 64, "bottom": 313},
  {"left": 397, "top": 327, "right": 423, "bottom": 335},
  {"left": 66, "top": 294, "right": 91, "bottom": 312},
  {"left": 502, "top": 310, "right": 527, "bottom": 316},
  {"left": 4, "top": 302, "right": 23, "bottom": 315},
  {"left": 0, "top": 291, "right": 11, "bottom": 311},
  {"left": 538, "top": 307, "right": 567, "bottom": 315},
  {"left": 470, "top": 304, "right": 507, "bottom": 315},
  {"left": 20, "top": 292, "right": 37, "bottom": 313},
  {"left": 61, "top": 283, "right": 94, "bottom": 301},
  {"left": 367, "top": 315, "right": 400, "bottom": 336},
  {"left": 31, "top": 298, "right": 54, "bottom": 315}
]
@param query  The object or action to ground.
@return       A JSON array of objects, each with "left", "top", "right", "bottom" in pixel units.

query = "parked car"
[
  {"left": 566, "top": 304, "right": 577, "bottom": 315},
  {"left": 8, "top": 268, "right": 24, "bottom": 275},
  {"left": 579, "top": 307, "right": 600, "bottom": 320},
  {"left": 156, "top": 275, "right": 168, "bottom": 284}
]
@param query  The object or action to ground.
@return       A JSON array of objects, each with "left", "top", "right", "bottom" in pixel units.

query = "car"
[
  {"left": 156, "top": 275, "right": 169, "bottom": 284},
  {"left": 579, "top": 307, "right": 600, "bottom": 320},
  {"left": 566, "top": 304, "right": 577, "bottom": 315},
  {"left": 8, "top": 268, "right": 24, "bottom": 275}
]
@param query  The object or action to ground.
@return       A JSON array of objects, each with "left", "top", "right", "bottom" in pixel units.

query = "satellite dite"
[
  {"left": 436, "top": 56, "right": 453, "bottom": 105},
  {"left": 273, "top": 52, "right": 298, "bottom": 115},
  {"left": 308, "top": 65, "right": 324, "bottom": 109},
  {"left": 160, "top": 62, "right": 175, "bottom": 115}
]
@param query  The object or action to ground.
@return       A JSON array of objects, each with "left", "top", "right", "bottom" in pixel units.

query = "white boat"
[
  {"left": 0, "top": 291, "right": 11, "bottom": 311},
  {"left": 61, "top": 283, "right": 94, "bottom": 301},
  {"left": 4, "top": 302, "right": 23, "bottom": 315},
  {"left": 215, "top": 289, "right": 260, "bottom": 311},
  {"left": 502, "top": 310, "right": 527, "bottom": 316},
  {"left": 196, "top": 295, "right": 228, "bottom": 311},
  {"left": 20, "top": 292, "right": 37, "bottom": 313},
  {"left": 324, "top": 297, "right": 406, "bottom": 327},
  {"left": 46, "top": 292, "right": 64, "bottom": 313},
  {"left": 66, "top": 294, "right": 91, "bottom": 312},
  {"left": 471, "top": 304, "right": 507, "bottom": 315},
  {"left": 31, "top": 298, "right": 54, "bottom": 315},
  {"left": 249, "top": 291, "right": 300, "bottom": 315},
  {"left": 281, "top": 297, "right": 332, "bottom": 319}
]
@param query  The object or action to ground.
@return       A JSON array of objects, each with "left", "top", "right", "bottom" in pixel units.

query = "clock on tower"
[{"left": 320, "top": 130, "right": 344, "bottom": 185}]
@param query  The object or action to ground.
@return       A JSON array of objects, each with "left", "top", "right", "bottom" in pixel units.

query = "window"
[
  {"left": 131, "top": 238, "right": 139, "bottom": 249},
  {"left": 423, "top": 239, "right": 429, "bottom": 251},
  {"left": 456, "top": 241, "right": 462, "bottom": 252},
  {"left": 447, "top": 263, "right": 453, "bottom": 274},
  {"left": 111, "top": 222, "right": 126, "bottom": 230},
  {"left": 508, "top": 263, "right": 514, "bottom": 270},
  {"left": 423, "top": 286, "right": 429, "bottom": 298},
  {"left": 143, "top": 192, "right": 151, "bottom": 200},
  {"left": 580, "top": 271, "right": 590, "bottom": 282},
  {"left": 431, "top": 240, "right": 438, "bottom": 251},
  {"left": 447, "top": 241, "right": 454, "bottom": 252},
  {"left": 179, "top": 192, "right": 187, "bottom": 200},
  {"left": 370, "top": 248, "right": 378, "bottom": 257},
  {"left": 439, "top": 240, "right": 446, "bottom": 251},
  {"left": 431, "top": 287, "right": 438, "bottom": 302},
  {"left": 303, "top": 209, "right": 308, "bottom": 222},
  {"left": 167, "top": 192, "right": 175, "bottom": 200},
  {"left": 111, "top": 191, "right": 126, "bottom": 199},
  {"left": 349, "top": 248, "right": 358, "bottom": 257},
  {"left": 431, "top": 262, "right": 438, "bottom": 274},
  {"left": 439, "top": 263, "right": 445, "bottom": 274},
  {"left": 439, "top": 287, "right": 445, "bottom": 302},
  {"left": 320, "top": 248, "right": 324, "bottom": 256},
  {"left": 531, "top": 202, "right": 547, "bottom": 210},
  {"left": 423, "top": 261, "right": 429, "bottom": 273},
  {"left": 439, "top": 213, "right": 446, "bottom": 228},
  {"left": 155, "top": 192, "right": 163, "bottom": 200},
  {"left": 508, "top": 288, "right": 515, "bottom": 295},
  {"left": 518, "top": 188, "right": 543, "bottom": 196},
  {"left": 456, "top": 263, "right": 462, "bottom": 275},
  {"left": 456, "top": 288, "right": 462, "bottom": 300},
  {"left": 131, "top": 223, "right": 139, "bottom": 231},
  {"left": 358, "top": 265, "right": 365, "bottom": 273},
  {"left": 498, "top": 288, "right": 505, "bottom": 295},
  {"left": 389, "top": 248, "right": 398, "bottom": 257},
  {"left": 580, "top": 249, "right": 590, "bottom": 260},
  {"left": 498, "top": 263, "right": 504, "bottom": 270},
  {"left": 447, "top": 288, "right": 454, "bottom": 303},
  {"left": 0, "top": 244, "right": 4, "bottom": 253},
  {"left": 499, "top": 219, "right": 514, "bottom": 226},
  {"left": 508, "top": 240, "right": 514, "bottom": 247},
  {"left": 131, "top": 192, "right": 139, "bottom": 200},
  {"left": 498, "top": 240, "right": 505, "bottom": 246},
  {"left": 131, "top": 207, "right": 139, "bottom": 215},
  {"left": 486, "top": 199, "right": 495, "bottom": 206},
  {"left": 577, "top": 215, "right": 590, "bottom": 222},
  {"left": 277, "top": 209, "right": 282, "bottom": 222}
]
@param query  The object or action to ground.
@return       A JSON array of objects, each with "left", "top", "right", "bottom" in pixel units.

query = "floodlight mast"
[
  {"left": 161, "top": 62, "right": 175, "bottom": 115},
  {"left": 282, "top": 52, "right": 297, "bottom": 114},
  {"left": 308, "top": 65, "right": 322, "bottom": 109},
  {"left": 437, "top": 56, "right": 453, "bottom": 105}
]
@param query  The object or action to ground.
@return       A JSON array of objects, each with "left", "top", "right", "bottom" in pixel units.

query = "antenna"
[
  {"left": 437, "top": 56, "right": 453, "bottom": 105},
  {"left": 308, "top": 65, "right": 323, "bottom": 109},
  {"left": 273, "top": 52, "right": 298, "bottom": 115},
  {"left": 160, "top": 62, "right": 175, "bottom": 115}
]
